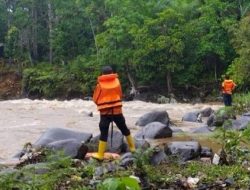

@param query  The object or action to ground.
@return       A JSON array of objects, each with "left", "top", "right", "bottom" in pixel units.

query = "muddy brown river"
[{"left": 0, "top": 99, "right": 222, "bottom": 161}]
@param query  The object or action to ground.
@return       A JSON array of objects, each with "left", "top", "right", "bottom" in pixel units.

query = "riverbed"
[{"left": 0, "top": 99, "right": 222, "bottom": 160}]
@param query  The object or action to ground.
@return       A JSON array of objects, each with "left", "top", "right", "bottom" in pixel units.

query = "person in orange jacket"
[
  {"left": 222, "top": 75, "right": 236, "bottom": 106},
  {"left": 92, "top": 65, "right": 135, "bottom": 160}
]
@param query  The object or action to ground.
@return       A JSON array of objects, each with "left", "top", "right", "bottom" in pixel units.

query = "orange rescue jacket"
[
  {"left": 93, "top": 73, "right": 122, "bottom": 115},
  {"left": 222, "top": 80, "right": 236, "bottom": 94}
]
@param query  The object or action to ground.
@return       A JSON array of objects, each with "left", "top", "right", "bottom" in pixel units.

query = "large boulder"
[
  {"left": 165, "top": 141, "right": 201, "bottom": 161},
  {"left": 135, "top": 122, "right": 172, "bottom": 139},
  {"left": 47, "top": 139, "right": 88, "bottom": 159},
  {"left": 14, "top": 128, "right": 92, "bottom": 159},
  {"left": 135, "top": 110, "right": 170, "bottom": 127},
  {"left": 34, "top": 128, "right": 92, "bottom": 146},
  {"left": 182, "top": 111, "right": 200, "bottom": 122},
  {"left": 90, "top": 130, "right": 125, "bottom": 153}
]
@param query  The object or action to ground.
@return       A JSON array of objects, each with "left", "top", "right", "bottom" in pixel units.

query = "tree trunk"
[
  {"left": 48, "top": 0, "right": 53, "bottom": 64},
  {"left": 125, "top": 63, "right": 137, "bottom": 95},
  {"left": 88, "top": 16, "right": 99, "bottom": 62},
  {"left": 31, "top": 1, "right": 38, "bottom": 61},
  {"left": 166, "top": 71, "right": 172, "bottom": 94}
]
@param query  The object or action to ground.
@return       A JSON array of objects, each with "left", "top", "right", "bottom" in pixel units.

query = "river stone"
[
  {"left": 207, "top": 113, "right": 225, "bottom": 127},
  {"left": 47, "top": 139, "right": 88, "bottom": 159},
  {"left": 34, "top": 128, "right": 93, "bottom": 147},
  {"left": 150, "top": 148, "right": 167, "bottom": 165},
  {"left": 243, "top": 112, "right": 250, "bottom": 117},
  {"left": 135, "top": 110, "right": 170, "bottom": 127},
  {"left": 120, "top": 153, "right": 135, "bottom": 167},
  {"left": 200, "top": 107, "right": 213, "bottom": 117},
  {"left": 165, "top": 141, "right": 201, "bottom": 161},
  {"left": 207, "top": 109, "right": 236, "bottom": 127},
  {"left": 135, "top": 122, "right": 172, "bottom": 139},
  {"left": 123, "top": 138, "right": 150, "bottom": 152},
  {"left": 90, "top": 131, "right": 125, "bottom": 153},
  {"left": 226, "top": 116, "right": 250, "bottom": 131},
  {"left": 94, "top": 163, "right": 119, "bottom": 177},
  {"left": 182, "top": 111, "right": 200, "bottom": 122},
  {"left": 120, "top": 157, "right": 135, "bottom": 167},
  {"left": 190, "top": 125, "right": 212, "bottom": 134},
  {"left": 13, "top": 128, "right": 91, "bottom": 159},
  {"left": 200, "top": 147, "right": 213, "bottom": 157},
  {"left": 170, "top": 126, "right": 184, "bottom": 133}
]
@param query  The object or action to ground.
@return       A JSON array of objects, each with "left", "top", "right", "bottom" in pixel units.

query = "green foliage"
[
  {"left": 97, "top": 177, "right": 140, "bottom": 190},
  {"left": 233, "top": 93, "right": 250, "bottom": 114},
  {"left": 184, "top": 161, "right": 249, "bottom": 186},
  {"left": 228, "top": 15, "right": 250, "bottom": 89},
  {"left": 22, "top": 58, "right": 98, "bottom": 99},
  {"left": 0, "top": 0, "right": 249, "bottom": 97},
  {"left": 0, "top": 150, "right": 73, "bottom": 189},
  {"left": 213, "top": 125, "right": 250, "bottom": 164}
]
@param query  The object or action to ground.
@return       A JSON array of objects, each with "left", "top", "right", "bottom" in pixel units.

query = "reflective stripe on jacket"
[
  {"left": 222, "top": 80, "right": 236, "bottom": 94},
  {"left": 93, "top": 73, "right": 122, "bottom": 114}
]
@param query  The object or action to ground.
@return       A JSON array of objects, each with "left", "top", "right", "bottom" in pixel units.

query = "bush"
[
  {"left": 22, "top": 58, "right": 99, "bottom": 99},
  {"left": 233, "top": 93, "right": 250, "bottom": 114}
]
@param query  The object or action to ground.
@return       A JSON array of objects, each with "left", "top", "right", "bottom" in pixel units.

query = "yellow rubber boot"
[
  {"left": 126, "top": 135, "right": 136, "bottom": 153},
  {"left": 92, "top": 140, "right": 106, "bottom": 161}
]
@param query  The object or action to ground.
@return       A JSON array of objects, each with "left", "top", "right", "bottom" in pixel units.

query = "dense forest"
[{"left": 0, "top": 0, "right": 250, "bottom": 100}]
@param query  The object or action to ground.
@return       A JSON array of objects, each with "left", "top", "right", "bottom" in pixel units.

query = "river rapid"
[{"left": 0, "top": 99, "right": 222, "bottom": 161}]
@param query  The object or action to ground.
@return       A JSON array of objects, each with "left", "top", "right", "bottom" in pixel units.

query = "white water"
[{"left": 0, "top": 99, "right": 222, "bottom": 160}]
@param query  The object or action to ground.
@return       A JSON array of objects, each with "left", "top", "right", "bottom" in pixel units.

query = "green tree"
[{"left": 228, "top": 15, "right": 250, "bottom": 90}]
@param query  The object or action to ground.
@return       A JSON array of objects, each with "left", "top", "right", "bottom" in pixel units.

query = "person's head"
[
  {"left": 225, "top": 74, "right": 230, "bottom": 80},
  {"left": 101, "top": 65, "right": 113, "bottom": 75}
]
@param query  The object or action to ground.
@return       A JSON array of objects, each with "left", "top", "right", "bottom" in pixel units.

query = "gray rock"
[
  {"left": 150, "top": 148, "right": 167, "bottom": 165},
  {"left": 135, "top": 110, "right": 170, "bottom": 127},
  {"left": 243, "top": 112, "right": 250, "bottom": 117},
  {"left": 227, "top": 116, "right": 250, "bottom": 131},
  {"left": 94, "top": 163, "right": 119, "bottom": 177},
  {"left": 207, "top": 109, "right": 236, "bottom": 127},
  {"left": 134, "top": 139, "right": 150, "bottom": 150},
  {"left": 123, "top": 138, "right": 150, "bottom": 152},
  {"left": 157, "top": 95, "right": 170, "bottom": 104},
  {"left": 120, "top": 157, "right": 135, "bottom": 167},
  {"left": 90, "top": 131, "right": 125, "bottom": 153},
  {"left": 135, "top": 122, "right": 172, "bottom": 139},
  {"left": 47, "top": 139, "right": 88, "bottom": 158},
  {"left": 165, "top": 141, "right": 201, "bottom": 161},
  {"left": 200, "top": 147, "right": 213, "bottom": 157},
  {"left": 120, "top": 152, "right": 134, "bottom": 160},
  {"left": 200, "top": 107, "right": 213, "bottom": 117},
  {"left": 170, "top": 126, "right": 184, "bottom": 133},
  {"left": 190, "top": 125, "right": 212, "bottom": 134},
  {"left": 14, "top": 128, "right": 91, "bottom": 159},
  {"left": 207, "top": 113, "right": 226, "bottom": 127},
  {"left": 34, "top": 128, "right": 92, "bottom": 147},
  {"left": 169, "top": 97, "right": 177, "bottom": 104},
  {"left": 182, "top": 111, "right": 200, "bottom": 122}
]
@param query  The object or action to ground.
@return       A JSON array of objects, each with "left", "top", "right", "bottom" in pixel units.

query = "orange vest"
[
  {"left": 222, "top": 80, "right": 236, "bottom": 94},
  {"left": 93, "top": 73, "right": 122, "bottom": 113}
]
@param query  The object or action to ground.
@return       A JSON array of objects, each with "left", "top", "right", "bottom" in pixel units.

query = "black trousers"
[
  {"left": 99, "top": 114, "right": 130, "bottom": 141},
  {"left": 223, "top": 93, "right": 232, "bottom": 106}
]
